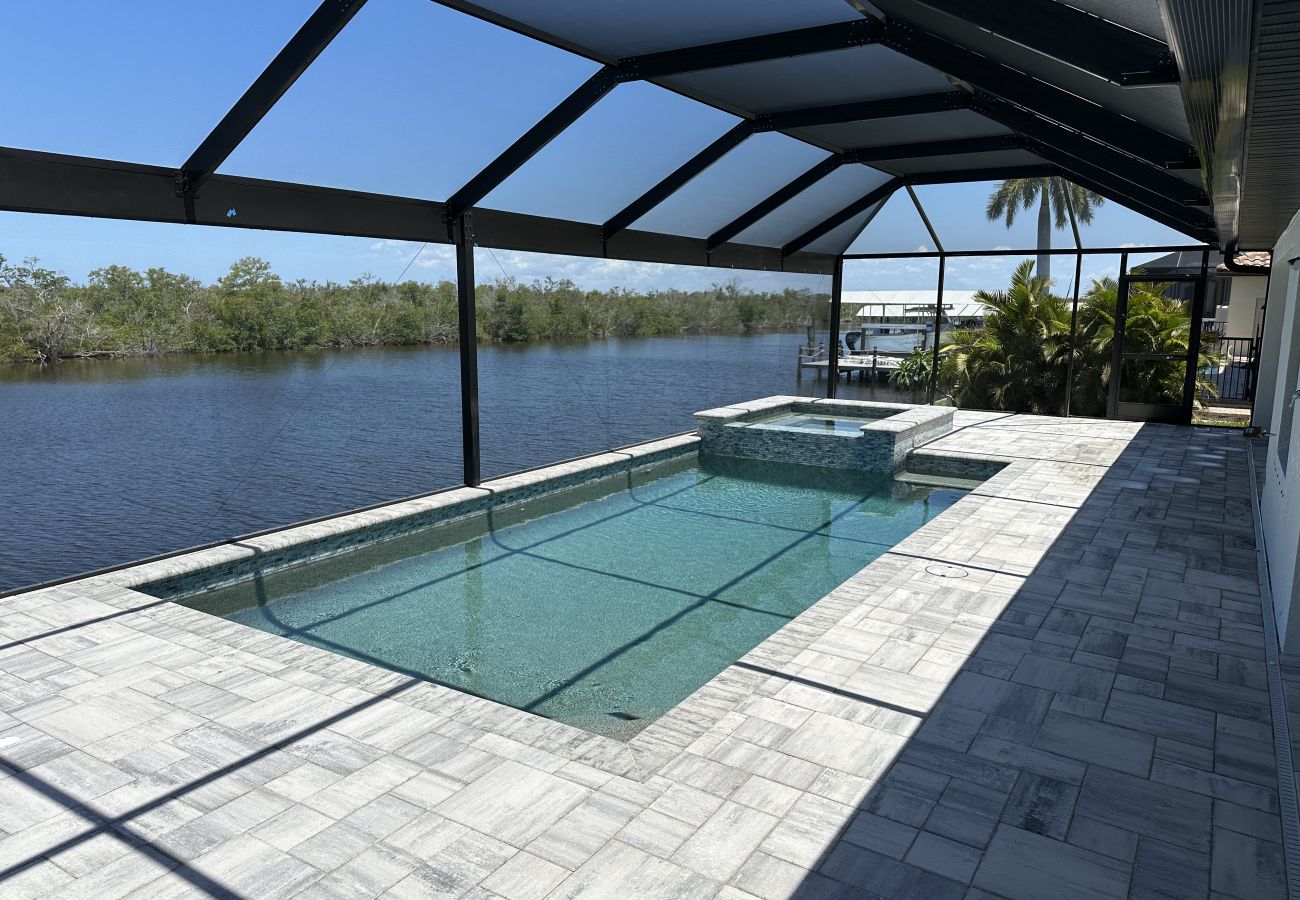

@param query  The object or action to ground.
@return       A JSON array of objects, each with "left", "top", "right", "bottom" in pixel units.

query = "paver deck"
[{"left": 0, "top": 413, "right": 1288, "bottom": 899}]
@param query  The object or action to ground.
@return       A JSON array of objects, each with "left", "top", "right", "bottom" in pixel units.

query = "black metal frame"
[
  {"left": 0, "top": 1, "right": 1226, "bottom": 486},
  {"left": 177, "top": 0, "right": 368, "bottom": 199},
  {"left": 907, "top": 0, "right": 1179, "bottom": 87},
  {"left": 1106, "top": 252, "right": 1210, "bottom": 424},
  {"left": 842, "top": 239, "right": 1213, "bottom": 420}
]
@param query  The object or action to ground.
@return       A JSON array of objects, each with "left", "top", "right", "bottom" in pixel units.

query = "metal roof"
[{"left": 4, "top": 0, "right": 1283, "bottom": 271}]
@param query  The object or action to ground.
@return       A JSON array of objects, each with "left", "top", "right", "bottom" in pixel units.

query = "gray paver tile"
[
  {"left": 973, "top": 824, "right": 1130, "bottom": 900},
  {"left": 480, "top": 850, "right": 569, "bottom": 900},
  {"left": 1075, "top": 766, "right": 1212, "bottom": 852},
  {"left": 820, "top": 840, "right": 966, "bottom": 899},
  {"left": 616, "top": 808, "right": 697, "bottom": 859},
  {"left": 672, "top": 800, "right": 778, "bottom": 881},
  {"left": 1131, "top": 835, "right": 1209, "bottom": 900},
  {"left": 435, "top": 760, "right": 587, "bottom": 846},
  {"left": 905, "top": 830, "right": 982, "bottom": 883},
  {"left": 1210, "top": 827, "right": 1286, "bottom": 899},
  {"left": 547, "top": 840, "right": 717, "bottom": 900},
  {"left": 1001, "top": 771, "right": 1079, "bottom": 840},
  {"left": 1033, "top": 710, "right": 1154, "bottom": 776}
]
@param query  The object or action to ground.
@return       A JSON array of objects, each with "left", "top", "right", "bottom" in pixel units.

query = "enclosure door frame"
[{"left": 1106, "top": 269, "right": 1208, "bottom": 424}]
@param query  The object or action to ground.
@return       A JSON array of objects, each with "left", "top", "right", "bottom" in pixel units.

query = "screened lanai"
[
  {"left": 0, "top": 0, "right": 1248, "bottom": 484},
  {"left": 5, "top": 4, "right": 1299, "bottom": 899}
]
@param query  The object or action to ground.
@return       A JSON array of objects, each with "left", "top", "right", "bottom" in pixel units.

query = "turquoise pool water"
[
  {"left": 754, "top": 412, "right": 883, "bottom": 434},
  {"left": 181, "top": 456, "right": 962, "bottom": 739}
]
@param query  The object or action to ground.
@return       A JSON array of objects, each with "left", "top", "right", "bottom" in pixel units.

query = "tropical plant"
[
  {"left": 1068, "top": 276, "right": 1223, "bottom": 416},
  {"left": 985, "top": 178, "right": 1105, "bottom": 282},
  {"left": 932, "top": 262, "right": 1226, "bottom": 417},
  {"left": 937, "top": 260, "right": 1073, "bottom": 413},
  {"left": 890, "top": 345, "right": 934, "bottom": 401}
]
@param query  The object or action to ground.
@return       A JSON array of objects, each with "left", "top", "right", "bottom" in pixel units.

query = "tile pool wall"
[{"left": 695, "top": 396, "right": 955, "bottom": 472}]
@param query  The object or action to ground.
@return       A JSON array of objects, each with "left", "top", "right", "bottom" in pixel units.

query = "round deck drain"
[{"left": 925, "top": 564, "right": 969, "bottom": 578}]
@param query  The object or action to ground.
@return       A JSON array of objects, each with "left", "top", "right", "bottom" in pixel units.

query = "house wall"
[
  {"left": 1258, "top": 209, "right": 1300, "bottom": 648},
  {"left": 1225, "top": 275, "right": 1268, "bottom": 337}
]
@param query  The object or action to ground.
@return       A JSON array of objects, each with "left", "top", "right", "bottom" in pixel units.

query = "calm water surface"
[{"left": 0, "top": 333, "right": 912, "bottom": 592}]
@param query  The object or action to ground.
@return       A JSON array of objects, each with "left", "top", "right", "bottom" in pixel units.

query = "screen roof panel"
[
  {"left": 219, "top": 0, "right": 600, "bottom": 200},
  {"left": 443, "top": 0, "right": 861, "bottom": 58},
  {"left": 1, "top": 0, "right": 321, "bottom": 165},
  {"left": 804, "top": 199, "right": 889, "bottom": 255},
  {"left": 846, "top": 189, "right": 938, "bottom": 253},
  {"left": 659, "top": 45, "right": 956, "bottom": 118},
  {"left": 631, "top": 133, "right": 831, "bottom": 238},
  {"left": 733, "top": 166, "right": 893, "bottom": 248},
  {"left": 868, "top": 1, "right": 1192, "bottom": 143},
  {"left": 791, "top": 110, "right": 1012, "bottom": 153},
  {"left": 481, "top": 83, "right": 740, "bottom": 224},
  {"left": 913, "top": 180, "right": 1067, "bottom": 251}
]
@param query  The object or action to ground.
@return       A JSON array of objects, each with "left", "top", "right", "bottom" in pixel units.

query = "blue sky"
[{"left": 1, "top": 0, "right": 1198, "bottom": 294}]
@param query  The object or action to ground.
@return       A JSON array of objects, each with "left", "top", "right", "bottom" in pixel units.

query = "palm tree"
[
  {"left": 985, "top": 178, "right": 1105, "bottom": 282},
  {"left": 939, "top": 260, "right": 1073, "bottom": 413}
]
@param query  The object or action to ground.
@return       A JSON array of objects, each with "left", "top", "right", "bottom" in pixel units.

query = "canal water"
[{"left": 0, "top": 333, "right": 913, "bottom": 592}]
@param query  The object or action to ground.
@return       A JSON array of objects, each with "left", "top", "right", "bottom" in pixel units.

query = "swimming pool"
[{"left": 174, "top": 455, "right": 962, "bottom": 739}]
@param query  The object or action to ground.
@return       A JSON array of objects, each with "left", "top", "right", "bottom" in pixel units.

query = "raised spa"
[
  {"left": 695, "top": 396, "right": 956, "bottom": 472},
  {"left": 149, "top": 454, "right": 963, "bottom": 739}
]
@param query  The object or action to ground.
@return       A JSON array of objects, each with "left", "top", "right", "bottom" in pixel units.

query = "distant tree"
[
  {"left": 985, "top": 178, "right": 1104, "bottom": 282},
  {"left": 0, "top": 255, "right": 91, "bottom": 363}
]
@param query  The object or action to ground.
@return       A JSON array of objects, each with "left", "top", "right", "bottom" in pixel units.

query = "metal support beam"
[
  {"left": 911, "top": 0, "right": 1178, "bottom": 86},
  {"left": 905, "top": 184, "right": 943, "bottom": 252},
  {"left": 706, "top": 157, "right": 845, "bottom": 251},
  {"left": 783, "top": 178, "right": 903, "bottom": 257},
  {"left": 453, "top": 214, "right": 481, "bottom": 487},
  {"left": 0, "top": 146, "right": 841, "bottom": 274},
  {"left": 972, "top": 95, "right": 1208, "bottom": 206},
  {"left": 755, "top": 91, "right": 971, "bottom": 131},
  {"left": 446, "top": 66, "right": 623, "bottom": 218},
  {"left": 178, "top": 0, "right": 367, "bottom": 197},
  {"left": 905, "top": 164, "right": 1058, "bottom": 185},
  {"left": 929, "top": 253, "right": 945, "bottom": 404},
  {"left": 826, "top": 260, "right": 847, "bottom": 400},
  {"left": 877, "top": 16, "right": 1198, "bottom": 168},
  {"left": 1064, "top": 250, "right": 1083, "bottom": 416},
  {"left": 847, "top": 134, "right": 1025, "bottom": 165},
  {"left": 603, "top": 121, "right": 754, "bottom": 240},
  {"left": 621, "top": 19, "right": 882, "bottom": 78},
  {"left": 1024, "top": 145, "right": 1217, "bottom": 240},
  {"left": 828, "top": 258, "right": 844, "bottom": 399},
  {"left": 613, "top": 133, "right": 1016, "bottom": 244}
]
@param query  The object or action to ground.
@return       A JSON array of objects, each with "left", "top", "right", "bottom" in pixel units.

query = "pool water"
[
  {"left": 754, "top": 412, "right": 883, "bottom": 434},
  {"left": 180, "top": 455, "right": 962, "bottom": 739}
]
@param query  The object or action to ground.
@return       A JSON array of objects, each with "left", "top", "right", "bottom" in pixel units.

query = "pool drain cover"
[{"left": 926, "top": 564, "right": 969, "bottom": 578}]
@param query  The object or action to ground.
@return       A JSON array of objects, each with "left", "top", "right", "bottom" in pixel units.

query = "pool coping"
[{"left": 16, "top": 426, "right": 1019, "bottom": 784}]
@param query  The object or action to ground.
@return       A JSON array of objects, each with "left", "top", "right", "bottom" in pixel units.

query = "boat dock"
[{"left": 797, "top": 348, "right": 906, "bottom": 382}]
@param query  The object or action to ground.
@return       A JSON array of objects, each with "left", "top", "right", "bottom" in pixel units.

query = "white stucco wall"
[
  {"left": 1259, "top": 210, "right": 1300, "bottom": 648},
  {"left": 1225, "top": 275, "right": 1268, "bottom": 337}
]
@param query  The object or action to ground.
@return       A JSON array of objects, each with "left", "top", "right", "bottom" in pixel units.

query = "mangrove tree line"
[{"left": 0, "top": 254, "right": 829, "bottom": 364}]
